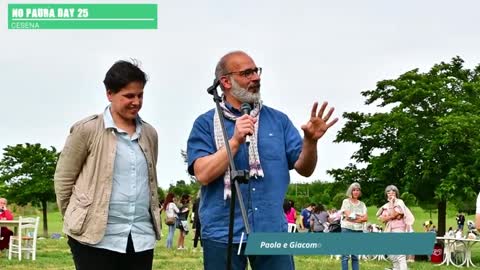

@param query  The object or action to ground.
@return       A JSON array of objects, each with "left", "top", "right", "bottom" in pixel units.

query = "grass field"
[{"left": 0, "top": 206, "right": 478, "bottom": 269}]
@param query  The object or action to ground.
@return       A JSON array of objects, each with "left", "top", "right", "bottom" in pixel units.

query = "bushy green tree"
[
  {"left": 157, "top": 187, "right": 165, "bottom": 202},
  {"left": 168, "top": 179, "right": 200, "bottom": 197},
  {"left": 329, "top": 57, "right": 480, "bottom": 235},
  {"left": 332, "top": 193, "right": 346, "bottom": 210},
  {"left": 0, "top": 143, "right": 58, "bottom": 237}
]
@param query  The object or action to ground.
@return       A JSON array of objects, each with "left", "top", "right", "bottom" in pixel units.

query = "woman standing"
[
  {"left": 54, "top": 60, "right": 160, "bottom": 270},
  {"left": 163, "top": 193, "right": 179, "bottom": 249},
  {"left": 340, "top": 182, "right": 368, "bottom": 270},
  {"left": 284, "top": 200, "right": 297, "bottom": 232},
  {"left": 176, "top": 194, "right": 190, "bottom": 250},
  {"left": 377, "top": 185, "right": 414, "bottom": 270}
]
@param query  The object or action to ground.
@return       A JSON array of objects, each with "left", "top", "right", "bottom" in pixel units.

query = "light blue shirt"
[{"left": 90, "top": 106, "right": 155, "bottom": 253}]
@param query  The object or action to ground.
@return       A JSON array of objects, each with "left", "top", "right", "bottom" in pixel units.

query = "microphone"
[
  {"left": 207, "top": 79, "right": 220, "bottom": 95},
  {"left": 240, "top": 103, "right": 252, "bottom": 144}
]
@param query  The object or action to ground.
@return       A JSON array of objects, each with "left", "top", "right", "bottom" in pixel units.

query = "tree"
[
  {"left": 329, "top": 57, "right": 480, "bottom": 235},
  {"left": 177, "top": 149, "right": 200, "bottom": 195},
  {"left": 157, "top": 187, "right": 165, "bottom": 202},
  {"left": 400, "top": 192, "right": 417, "bottom": 207},
  {"left": 0, "top": 143, "right": 58, "bottom": 237},
  {"left": 332, "top": 193, "right": 346, "bottom": 210},
  {"left": 168, "top": 179, "right": 199, "bottom": 197},
  {"left": 180, "top": 149, "right": 197, "bottom": 183},
  {"left": 285, "top": 181, "right": 345, "bottom": 210}
]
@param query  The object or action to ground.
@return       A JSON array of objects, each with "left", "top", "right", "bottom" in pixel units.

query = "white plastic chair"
[
  {"left": 8, "top": 216, "right": 40, "bottom": 261},
  {"left": 287, "top": 223, "right": 297, "bottom": 233}
]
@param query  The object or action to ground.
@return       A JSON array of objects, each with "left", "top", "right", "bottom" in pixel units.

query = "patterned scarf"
[{"left": 214, "top": 98, "right": 264, "bottom": 200}]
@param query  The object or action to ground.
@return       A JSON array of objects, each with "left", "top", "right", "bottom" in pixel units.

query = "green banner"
[
  {"left": 245, "top": 233, "right": 436, "bottom": 255},
  {"left": 8, "top": 4, "right": 157, "bottom": 29}
]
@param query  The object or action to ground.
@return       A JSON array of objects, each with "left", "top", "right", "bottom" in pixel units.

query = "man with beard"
[{"left": 187, "top": 50, "right": 338, "bottom": 270}]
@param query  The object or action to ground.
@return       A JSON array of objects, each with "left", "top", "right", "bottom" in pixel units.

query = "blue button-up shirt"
[
  {"left": 187, "top": 104, "right": 302, "bottom": 243},
  {"left": 90, "top": 107, "right": 155, "bottom": 253}
]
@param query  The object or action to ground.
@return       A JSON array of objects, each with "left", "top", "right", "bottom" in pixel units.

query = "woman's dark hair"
[
  {"left": 103, "top": 59, "right": 148, "bottom": 93},
  {"left": 283, "top": 199, "right": 291, "bottom": 214},
  {"left": 180, "top": 194, "right": 190, "bottom": 204},
  {"left": 288, "top": 200, "right": 295, "bottom": 209},
  {"left": 313, "top": 203, "right": 325, "bottom": 214}
]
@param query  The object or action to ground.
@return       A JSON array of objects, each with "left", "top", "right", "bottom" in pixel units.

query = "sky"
[{"left": 1, "top": 0, "right": 480, "bottom": 188}]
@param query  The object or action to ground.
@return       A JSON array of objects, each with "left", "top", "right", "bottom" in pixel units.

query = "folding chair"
[
  {"left": 8, "top": 216, "right": 40, "bottom": 260},
  {"left": 451, "top": 240, "right": 466, "bottom": 266}
]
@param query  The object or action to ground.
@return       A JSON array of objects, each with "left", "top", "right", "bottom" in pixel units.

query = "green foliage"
[
  {"left": 400, "top": 191, "right": 417, "bottom": 206},
  {"left": 0, "top": 181, "right": 6, "bottom": 197},
  {"left": 168, "top": 179, "right": 200, "bottom": 197},
  {"left": 328, "top": 56, "right": 480, "bottom": 235},
  {"left": 453, "top": 195, "right": 476, "bottom": 214},
  {"left": 332, "top": 192, "right": 346, "bottom": 210},
  {"left": 318, "top": 192, "right": 331, "bottom": 205},
  {"left": 169, "top": 149, "right": 201, "bottom": 198},
  {"left": 286, "top": 181, "right": 345, "bottom": 210},
  {"left": 0, "top": 143, "right": 59, "bottom": 237},
  {"left": 0, "top": 143, "right": 58, "bottom": 206},
  {"left": 157, "top": 187, "right": 166, "bottom": 202}
]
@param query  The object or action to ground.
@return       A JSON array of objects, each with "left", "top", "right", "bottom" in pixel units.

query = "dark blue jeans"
[
  {"left": 341, "top": 228, "right": 362, "bottom": 270},
  {"left": 202, "top": 239, "right": 295, "bottom": 270}
]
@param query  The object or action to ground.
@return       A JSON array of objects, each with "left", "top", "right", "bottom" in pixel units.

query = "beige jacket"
[{"left": 54, "top": 114, "right": 161, "bottom": 244}]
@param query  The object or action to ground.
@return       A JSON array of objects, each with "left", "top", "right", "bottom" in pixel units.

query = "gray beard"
[{"left": 230, "top": 79, "right": 261, "bottom": 104}]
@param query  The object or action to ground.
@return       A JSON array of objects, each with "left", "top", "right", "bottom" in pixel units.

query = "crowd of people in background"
[
  {"left": 157, "top": 184, "right": 480, "bottom": 264},
  {"left": 419, "top": 210, "right": 479, "bottom": 241},
  {"left": 3, "top": 182, "right": 480, "bottom": 270},
  {"left": 3, "top": 177, "right": 475, "bottom": 269},
  {"left": 285, "top": 183, "right": 417, "bottom": 270},
  {"left": 280, "top": 184, "right": 480, "bottom": 270},
  {"left": 442, "top": 212, "right": 478, "bottom": 240}
]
